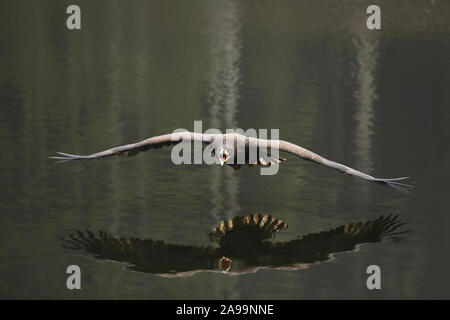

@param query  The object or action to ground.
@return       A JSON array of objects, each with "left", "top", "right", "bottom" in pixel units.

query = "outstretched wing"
[
  {"left": 275, "top": 139, "right": 413, "bottom": 192},
  {"left": 273, "top": 214, "right": 408, "bottom": 263},
  {"left": 60, "top": 230, "right": 217, "bottom": 274},
  {"left": 60, "top": 214, "right": 408, "bottom": 275},
  {"left": 50, "top": 131, "right": 215, "bottom": 162}
]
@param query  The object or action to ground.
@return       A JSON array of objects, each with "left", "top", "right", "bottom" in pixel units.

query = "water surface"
[{"left": 0, "top": 0, "right": 449, "bottom": 299}]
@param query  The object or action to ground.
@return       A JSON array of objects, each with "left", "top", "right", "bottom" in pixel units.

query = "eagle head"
[{"left": 217, "top": 148, "right": 230, "bottom": 166}]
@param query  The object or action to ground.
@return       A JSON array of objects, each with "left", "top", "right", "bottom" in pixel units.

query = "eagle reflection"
[{"left": 61, "top": 214, "right": 407, "bottom": 276}]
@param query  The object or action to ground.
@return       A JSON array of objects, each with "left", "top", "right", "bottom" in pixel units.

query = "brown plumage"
[
  {"left": 61, "top": 213, "right": 408, "bottom": 275},
  {"left": 50, "top": 131, "right": 413, "bottom": 192}
]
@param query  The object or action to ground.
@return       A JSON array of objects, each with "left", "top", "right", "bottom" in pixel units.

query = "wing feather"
[
  {"left": 50, "top": 131, "right": 214, "bottom": 161},
  {"left": 50, "top": 131, "right": 413, "bottom": 192},
  {"left": 273, "top": 139, "right": 413, "bottom": 192}
]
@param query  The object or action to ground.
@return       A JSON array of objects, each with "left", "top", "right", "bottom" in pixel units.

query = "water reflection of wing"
[
  {"left": 270, "top": 214, "right": 407, "bottom": 265},
  {"left": 61, "top": 214, "right": 407, "bottom": 275},
  {"left": 60, "top": 231, "right": 216, "bottom": 274},
  {"left": 207, "top": 213, "right": 407, "bottom": 271}
]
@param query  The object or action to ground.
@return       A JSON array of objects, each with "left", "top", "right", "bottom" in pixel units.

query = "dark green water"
[{"left": 0, "top": 0, "right": 449, "bottom": 299}]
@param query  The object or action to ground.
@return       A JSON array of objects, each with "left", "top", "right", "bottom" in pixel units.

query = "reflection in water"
[
  {"left": 61, "top": 213, "right": 408, "bottom": 277},
  {"left": 353, "top": 33, "right": 379, "bottom": 176},
  {"left": 207, "top": 0, "right": 242, "bottom": 221},
  {"left": 2, "top": 0, "right": 448, "bottom": 300},
  {"left": 107, "top": 1, "right": 124, "bottom": 238}
]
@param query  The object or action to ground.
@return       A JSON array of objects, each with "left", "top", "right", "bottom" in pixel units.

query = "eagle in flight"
[
  {"left": 50, "top": 131, "right": 413, "bottom": 192},
  {"left": 61, "top": 213, "right": 408, "bottom": 276}
]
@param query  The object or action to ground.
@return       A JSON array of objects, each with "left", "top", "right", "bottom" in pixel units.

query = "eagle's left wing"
[{"left": 60, "top": 230, "right": 217, "bottom": 274}]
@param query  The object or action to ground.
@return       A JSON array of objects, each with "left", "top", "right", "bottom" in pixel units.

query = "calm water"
[{"left": 0, "top": 1, "right": 449, "bottom": 299}]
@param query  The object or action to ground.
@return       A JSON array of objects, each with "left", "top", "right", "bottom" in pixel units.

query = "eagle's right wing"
[{"left": 50, "top": 131, "right": 215, "bottom": 162}]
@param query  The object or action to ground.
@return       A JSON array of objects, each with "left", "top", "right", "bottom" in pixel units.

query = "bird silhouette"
[
  {"left": 50, "top": 131, "right": 413, "bottom": 192},
  {"left": 61, "top": 213, "right": 408, "bottom": 276}
]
